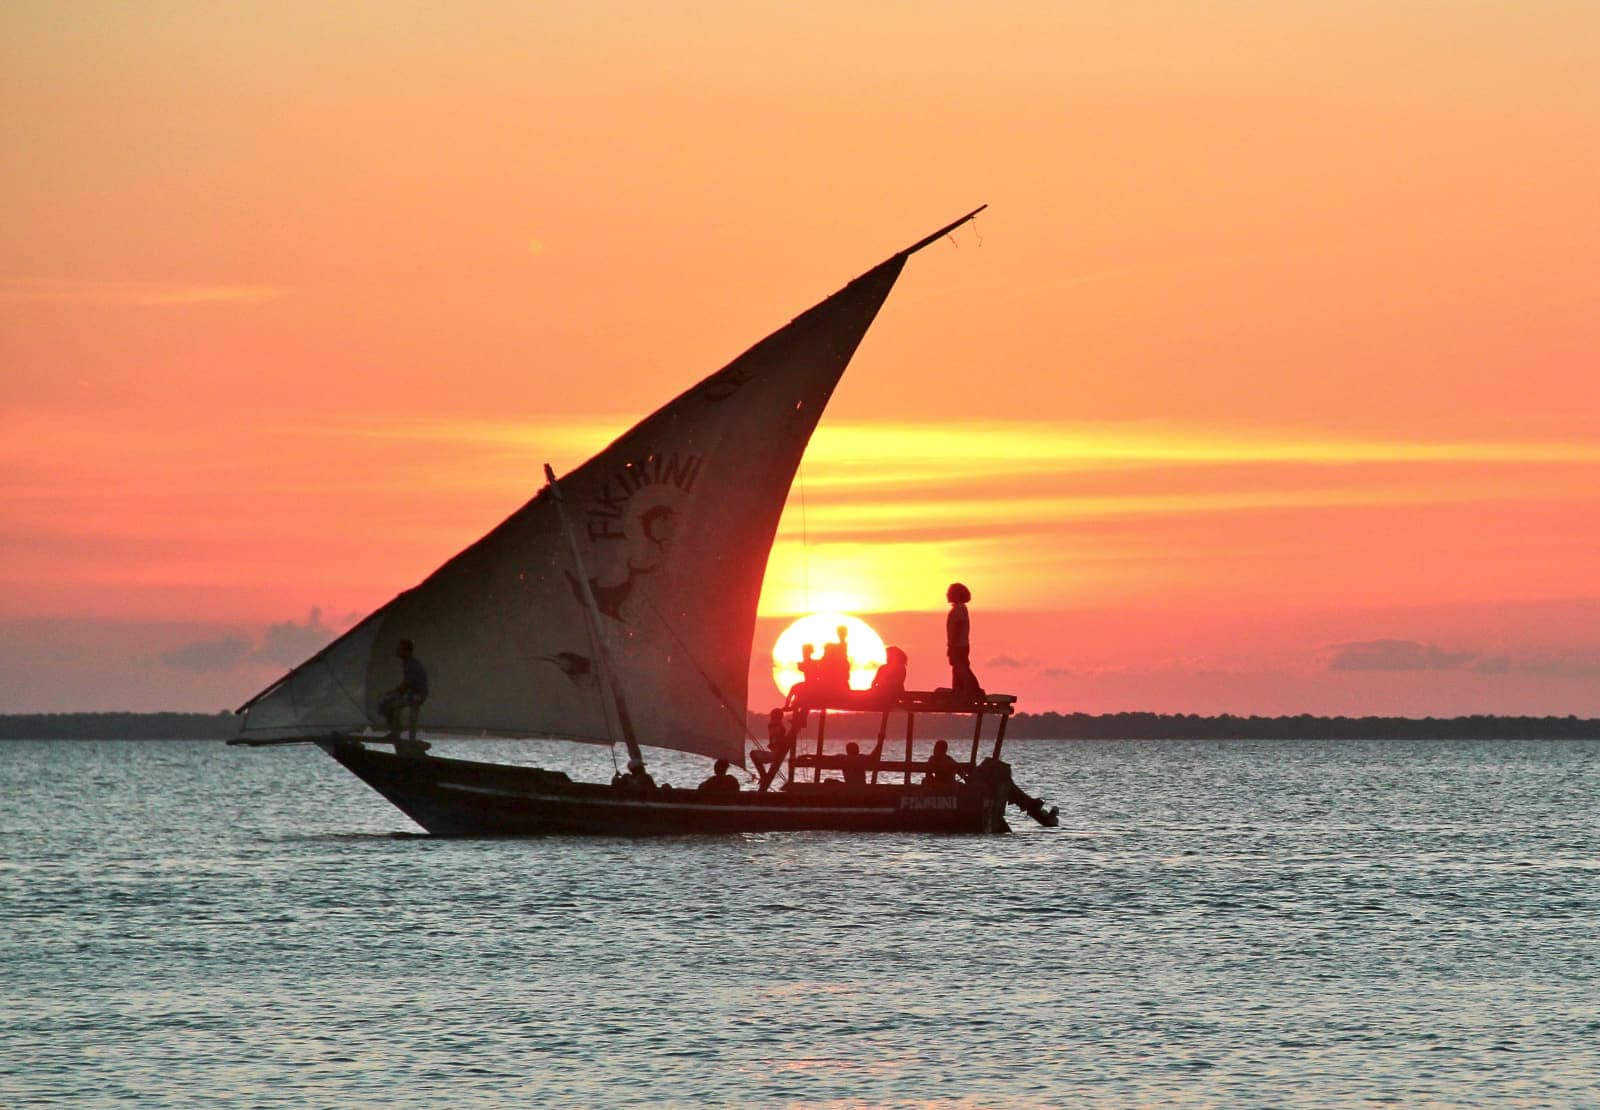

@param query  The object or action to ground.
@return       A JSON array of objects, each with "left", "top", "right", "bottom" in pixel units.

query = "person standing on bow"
[
  {"left": 946, "top": 583, "right": 983, "bottom": 698},
  {"left": 380, "top": 638, "right": 430, "bottom": 747}
]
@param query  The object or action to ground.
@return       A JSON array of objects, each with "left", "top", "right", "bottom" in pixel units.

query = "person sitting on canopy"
[
  {"left": 697, "top": 758, "right": 740, "bottom": 795},
  {"left": 785, "top": 644, "right": 824, "bottom": 711},
  {"left": 798, "top": 643, "right": 823, "bottom": 687},
  {"left": 923, "top": 739, "right": 962, "bottom": 788},
  {"left": 864, "top": 645, "right": 908, "bottom": 708},
  {"left": 816, "top": 628, "right": 852, "bottom": 699},
  {"left": 791, "top": 633, "right": 852, "bottom": 715}
]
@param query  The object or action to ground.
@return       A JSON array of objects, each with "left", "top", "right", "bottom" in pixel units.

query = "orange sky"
[{"left": 3, "top": 2, "right": 1598, "bottom": 716}]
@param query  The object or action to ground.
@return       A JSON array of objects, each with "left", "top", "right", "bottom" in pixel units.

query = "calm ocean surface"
[{"left": 2, "top": 737, "right": 1597, "bottom": 1107}]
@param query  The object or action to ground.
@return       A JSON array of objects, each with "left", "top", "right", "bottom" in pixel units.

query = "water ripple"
[{"left": 1, "top": 737, "right": 1598, "bottom": 1105}]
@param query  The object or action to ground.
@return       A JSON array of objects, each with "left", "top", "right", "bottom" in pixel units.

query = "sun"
[{"left": 771, "top": 612, "right": 888, "bottom": 698}]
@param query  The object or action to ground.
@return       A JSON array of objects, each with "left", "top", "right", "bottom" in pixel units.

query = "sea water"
[{"left": 2, "top": 737, "right": 1597, "bottom": 1106}]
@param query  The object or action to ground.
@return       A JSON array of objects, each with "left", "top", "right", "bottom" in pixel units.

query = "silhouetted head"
[
  {"left": 836, "top": 625, "right": 849, "bottom": 642},
  {"left": 768, "top": 708, "right": 784, "bottom": 723},
  {"left": 846, "top": 742, "right": 860, "bottom": 756},
  {"left": 946, "top": 583, "right": 971, "bottom": 604},
  {"left": 801, "top": 644, "right": 815, "bottom": 659},
  {"left": 886, "top": 646, "right": 908, "bottom": 664},
  {"left": 714, "top": 759, "right": 729, "bottom": 776},
  {"left": 933, "top": 740, "right": 949, "bottom": 756},
  {"left": 396, "top": 638, "right": 414, "bottom": 658}
]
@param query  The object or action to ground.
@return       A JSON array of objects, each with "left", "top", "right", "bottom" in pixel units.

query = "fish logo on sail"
[{"left": 537, "top": 651, "right": 599, "bottom": 688}]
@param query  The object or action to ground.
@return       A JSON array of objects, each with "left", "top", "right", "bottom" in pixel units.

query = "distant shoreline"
[{"left": 4, "top": 710, "right": 1598, "bottom": 742}]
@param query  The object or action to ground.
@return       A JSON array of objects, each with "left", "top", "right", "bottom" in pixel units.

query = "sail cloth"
[{"left": 238, "top": 254, "right": 914, "bottom": 764}]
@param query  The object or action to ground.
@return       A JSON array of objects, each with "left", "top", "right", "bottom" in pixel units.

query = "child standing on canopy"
[{"left": 946, "top": 583, "right": 983, "bottom": 697}]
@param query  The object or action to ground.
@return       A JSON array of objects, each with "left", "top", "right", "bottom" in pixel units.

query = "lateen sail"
[{"left": 238, "top": 237, "right": 941, "bottom": 764}]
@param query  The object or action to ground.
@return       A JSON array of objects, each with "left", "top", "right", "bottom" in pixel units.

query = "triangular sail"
[{"left": 238, "top": 210, "right": 980, "bottom": 764}]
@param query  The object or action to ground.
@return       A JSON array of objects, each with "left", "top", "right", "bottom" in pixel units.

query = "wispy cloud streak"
[
  {"left": 321, "top": 416, "right": 1600, "bottom": 471},
  {"left": 160, "top": 609, "right": 343, "bottom": 672}
]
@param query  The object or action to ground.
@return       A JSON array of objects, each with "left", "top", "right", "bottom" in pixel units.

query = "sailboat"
[{"left": 231, "top": 206, "right": 1059, "bottom": 835}]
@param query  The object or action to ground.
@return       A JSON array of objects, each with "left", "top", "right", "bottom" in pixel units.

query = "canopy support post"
[
  {"left": 904, "top": 712, "right": 916, "bottom": 785},
  {"left": 814, "top": 709, "right": 829, "bottom": 782},
  {"left": 870, "top": 711, "right": 890, "bottom": 785}
]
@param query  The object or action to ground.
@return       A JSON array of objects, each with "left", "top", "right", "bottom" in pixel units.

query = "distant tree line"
[
  {"left": 1001, "top": 711, "right": 1600, "bottom": 741},
  {"left": 743, "top": 710, "right": 1600, "bottom": 742},
  {"left": 4, "top": 710, "right": 1598, "bottom": 742}
]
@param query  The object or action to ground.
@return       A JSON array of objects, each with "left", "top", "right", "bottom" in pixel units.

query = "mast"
[{"left": 544, "top": 463, "right": 647, "bottom": 773}]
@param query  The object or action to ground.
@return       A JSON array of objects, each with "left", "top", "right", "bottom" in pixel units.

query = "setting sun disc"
[{"left": 770, "top": 612, "right": 888, "bottom": 697}]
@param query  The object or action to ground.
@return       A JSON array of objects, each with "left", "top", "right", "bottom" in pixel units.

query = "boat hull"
[{"left": 324, "top": 742, "right": 1011, "bottom": 835}]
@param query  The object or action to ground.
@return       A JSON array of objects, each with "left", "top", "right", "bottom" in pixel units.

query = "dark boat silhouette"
[{"left": 231, "top": 206, "right": 1057, "bottom": 835}]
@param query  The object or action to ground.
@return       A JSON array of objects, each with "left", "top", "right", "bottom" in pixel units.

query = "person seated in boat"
[
  {"left": 922, "top": 739, "right": 963, "bottom": 788},
  {"left": 611, "top": 758, "right": 656, "bottom": 791},
  {"left": 753, "top": 709, "right": 792, "bottom": 766},
  {"left": 862, "top": 646, "right": 908, "bottom": 708},
  {"left": 751, "top": 709, "right": 794, "bottom": 790},
  {"left": 697, "top": 759, "right": 741, "bottom": 795},
  {"left": 379, "top": 639, "right": 430, "bottom": 749},
  {"left": 945, "top": 583, "right": 984, "bottom": 699},
  {"left": 839, "top": 737, "right": 885, "bottom": 787}
]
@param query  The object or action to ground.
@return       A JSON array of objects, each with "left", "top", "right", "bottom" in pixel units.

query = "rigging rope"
[
  {"left": 798, "top": 464, "right": 811, "bottom": 612},
  {"left": 642, "top": 597, "right": 756, "bottom": 744}
]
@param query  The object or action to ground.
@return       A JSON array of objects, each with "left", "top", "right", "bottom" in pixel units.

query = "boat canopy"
[{"left": 237, "top": 208, "right": 985, "bottom": 764}]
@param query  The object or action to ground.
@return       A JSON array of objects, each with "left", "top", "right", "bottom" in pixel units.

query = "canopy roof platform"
[{"left": 784, "top": 689, "right": 1018, "bottom": 716}]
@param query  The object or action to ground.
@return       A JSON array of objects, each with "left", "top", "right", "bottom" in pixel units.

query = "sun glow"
[{"left": 771, "top": 613, "right": 888, "bottom": 697}]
